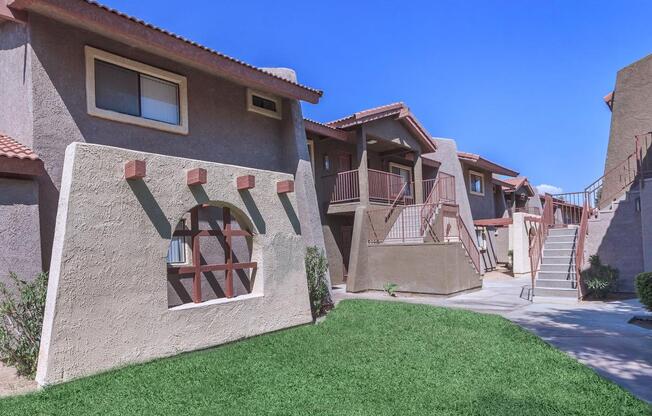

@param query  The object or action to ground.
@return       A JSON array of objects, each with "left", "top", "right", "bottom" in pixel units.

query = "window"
[
  {"left": 85, "top": 46, "right": 188, "bottom": 134},
  {"left": 389, "top": 162, "right": 413, "bottom": 196},
  {"left": 468, "top": 170, "right": 485, "bottom": 196},
  {"left": 476, "top": 229, "right": 487, "bottom": 250},
  {"left": 167, "top": 219, "right": 189, "bottom": 265},
  {"left": 323, "top": 154, "right": 331, "bottom": 172},
  {"left": 247, "top": 88, "right": 282, "bottom": 119}
]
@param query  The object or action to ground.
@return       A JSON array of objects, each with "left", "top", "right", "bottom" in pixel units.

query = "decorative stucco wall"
[{"left": 36, "top": 143, "right": 313, "bottom": 386}]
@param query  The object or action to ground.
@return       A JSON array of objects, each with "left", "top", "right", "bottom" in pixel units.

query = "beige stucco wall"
[
  {"left": 36, "top": 143, "right": 312, "bottom": 386},
  {"left": 511, "top": 212, "right": 537, "bottom": 277}
]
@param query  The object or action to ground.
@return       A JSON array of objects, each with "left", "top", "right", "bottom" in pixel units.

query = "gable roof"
[
  {"left": 0, "top": 133, "right": 43, "bottom": 177},
  {"left": 6, "top": 0, "right": 322, "bottom": 103},
  {"left": 457, "top": 151, "right": 519, "bottom": 177},
  {"left": 321, "top": 103, "right": 436, "bottom": 153},
  {"left": 502, "top": 176, "right": 535, "bottom": 196}
]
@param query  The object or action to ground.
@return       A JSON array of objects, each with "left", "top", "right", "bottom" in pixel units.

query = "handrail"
[
  {"left": 575, "top": 198, "right": 589, "bottom": 300},
  {"left": 384, "top": 181, "right": 409, "bottom": 222},
  {"left": 528, "top": 194, "right": 553, "bottom": 292},
  {"left": 456, "top": 214, "right": 481, "bottom": 274}
]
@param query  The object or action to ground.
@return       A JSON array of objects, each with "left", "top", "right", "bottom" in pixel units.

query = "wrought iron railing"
[{"left": 329, "top": 169, "right": 360, "bottom": 203}]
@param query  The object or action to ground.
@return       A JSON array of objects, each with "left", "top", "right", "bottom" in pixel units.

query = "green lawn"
[{"left": 0, "top": 300, "right": 648, "bottom": 415}]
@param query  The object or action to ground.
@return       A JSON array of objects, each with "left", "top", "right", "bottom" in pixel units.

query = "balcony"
[{"left": 325, "top": 169, "right": 455, "bottom": 215}]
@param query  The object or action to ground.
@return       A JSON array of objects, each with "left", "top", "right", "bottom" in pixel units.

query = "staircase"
[
  {"left": 384, "top": 205, "right": 436, "bottom": 243},
  {"left": 533, "top": 227, "right": 578, "bottom": 298}
]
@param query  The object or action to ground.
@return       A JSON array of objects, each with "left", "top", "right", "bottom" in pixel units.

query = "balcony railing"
[
  {"left": 368, "top": 169, "right": 412, "bottom": 204},
  {"left": 329, "top": 169, "right": 412, "bottom": 205},
  {"left": 330, "top": 169, "right": 360, "bottom": 203}
]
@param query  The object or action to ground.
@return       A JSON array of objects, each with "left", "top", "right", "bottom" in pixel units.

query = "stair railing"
[
  {"left": 528, "top": 194, "right": 554, "bottom": 292},
  {"left": 384, "top": 181, "right": 409, "bottom": 222},
  {"left": 575, "top": 197, "right": 589, "bottom": 300},
  {"left": 456, "top": 214, "right": 481, "bottom": 274}
]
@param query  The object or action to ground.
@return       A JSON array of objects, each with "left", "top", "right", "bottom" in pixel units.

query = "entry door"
[
  {"left": 341, "top": 225, "right": 353, "bottom": 279},
  {"left": 337, "top": 153, "right": 352, "bottom": 172},
  {"left": 389, "top": 163, "right": 412, "bottom": 198}
]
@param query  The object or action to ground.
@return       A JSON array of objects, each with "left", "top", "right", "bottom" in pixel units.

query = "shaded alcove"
[{"left": 165, "top": 203, "right": 257, "bottom": 308}]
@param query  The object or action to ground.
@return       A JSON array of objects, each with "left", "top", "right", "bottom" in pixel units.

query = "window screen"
[{"left": 95, "top": 60, "right": 140, "bottom": 117}]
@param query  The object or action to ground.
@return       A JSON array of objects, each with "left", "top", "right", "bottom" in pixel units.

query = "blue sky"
[{"left": 102, "top": 0, "right": 652, "bottom": 193}]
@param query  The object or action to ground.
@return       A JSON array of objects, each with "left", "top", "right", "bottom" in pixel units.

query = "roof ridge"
[
  {"left": 80, "top": 1, "right": 322, "bottom": 96},
  {"left": 326, "top": 102, "right": 405, "bottom": 125}
]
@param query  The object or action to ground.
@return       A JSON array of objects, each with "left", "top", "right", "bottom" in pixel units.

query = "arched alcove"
[{"left": 165, "top": 203, "right": 257, "bottom": 308}]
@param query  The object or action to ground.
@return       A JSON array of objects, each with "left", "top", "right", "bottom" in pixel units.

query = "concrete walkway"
[{"left": 334, "top": 272, "right": 652, "bottom": 403}]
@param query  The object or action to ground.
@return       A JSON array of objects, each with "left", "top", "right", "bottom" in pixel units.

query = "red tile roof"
[
  {"left": 457, "top": 152, "right": 519, "bottom": 177},
  {"left": 0, "top": 133, "right": 43, "bottom": 177},
  {"left": 320, "top": 103, "right": 436, "bottom": 152},
  {"left": 502, "top": 176, "right": 535, "bottom": 196},
  {"left": 7, "top": 0, "right": 322, "bottom": 103},
  {"left": 0, "top": 133, "right": 40, "bottom": 161}
]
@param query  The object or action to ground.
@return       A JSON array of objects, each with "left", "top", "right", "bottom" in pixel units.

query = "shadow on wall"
[
  {"left": 509, "top": 301, "right": 652, "bottom": 403},
  {"left": 594, "top": 195, "right": 643, "bottom": 293},
  {"left": 166, "top": 203, "right": 256, "bottom": 308}
]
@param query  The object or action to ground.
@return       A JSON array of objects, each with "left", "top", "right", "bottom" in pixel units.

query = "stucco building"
[
  {"left": 0, "top": 0, "right": 328, "bottom": 302},
  {"left": 305, "top": 105, "right": 483, "bottom": 295}
]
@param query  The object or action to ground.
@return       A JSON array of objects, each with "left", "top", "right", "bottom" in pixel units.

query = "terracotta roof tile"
[
  {"left": 9, "top": 0, "right": 321, "bottom": 100},
  {"left": 0, "top": 133, "right": 40, "bottom": 161},
  {"left": 89, "top": 1, "right": 320, "bottom": 96}
]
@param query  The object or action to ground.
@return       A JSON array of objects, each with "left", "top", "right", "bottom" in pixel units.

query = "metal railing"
[
  {"left": 528, "top": 194, "right": 554, "bottom": 291},
  {"left": 456, "top": 214, "right": 481, "bottom": 274},
  {"left": 575, "top": 199, "right": 589, "bottom": 299},
  {"left": 368, "top": 203, "right": 438, "bottom": 244},
  {"left": 368, "top": 169, "right": 412, "bottom": 204},
  {"left": 420, "top": 172, "right": 456, "bottom": 234},
  {"left": 329, "top": 169, "right": 360, "bottom": 203}
]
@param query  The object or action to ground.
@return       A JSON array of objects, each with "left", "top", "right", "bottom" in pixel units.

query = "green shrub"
[
  {"left": 0, "top": 272, "right": 48, "bottom": 378},
  {"left": 383, "top": 282, "right": 398, "bottom": 297},
  {"left": 581, "top": 255, "right": 619, "bottom": 300},
  {"left": 635, "top": 272, "right": 652, "bottom": 311},
  {"left": 305, "top": 247, "right": 332, "bottom": 319}
]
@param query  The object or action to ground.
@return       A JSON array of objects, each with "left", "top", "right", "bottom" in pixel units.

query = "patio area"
[{"left": 334, "top": 272, "right": 652, "bottom": 403}]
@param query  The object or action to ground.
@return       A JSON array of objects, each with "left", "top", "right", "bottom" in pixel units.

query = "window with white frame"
[
  {"left": 247, "top": 89, "right": 282, "bottom": 119},
  {"left": 85, "top": 46, "right": 188, "bottom": 134},
  {"left": 469, "top": 170, "right": 485, "bottom": 196}
]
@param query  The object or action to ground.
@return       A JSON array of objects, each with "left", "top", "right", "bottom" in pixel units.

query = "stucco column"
[
  {"left": 414, "top": 153, "right": 424, "bottom": 204},
  {"left": 356, "top": 126, "right": 370, "bottom": 206},
  {"left": 264, "top": 67, "right": 333, "bottom": 294}
]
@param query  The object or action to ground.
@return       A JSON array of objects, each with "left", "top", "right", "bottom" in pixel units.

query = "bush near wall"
[
  {"left": 305, "top": 246, "right": 332, "bottom": 320},
  {"left": 581, "top": 255, "right": 619, "bottom": 300},
  {"left": 635, "top": 272, "right": 652, "bottom": 311},
  {"left": 0, "top": 272, "right": 48, "bottom": 378}
]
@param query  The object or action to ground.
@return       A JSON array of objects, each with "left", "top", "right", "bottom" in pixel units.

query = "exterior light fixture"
[{"left": 366, "top": 139, "right": 378, "bottom": 145}]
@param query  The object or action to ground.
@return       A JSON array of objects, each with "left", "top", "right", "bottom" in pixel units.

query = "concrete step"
[
  {"left": 535, "top": 278, "right": 576, "bottom": 289},
  {"left": 543, "top": 248, "right": 574, "bottom": 257},
  {"left": 544, "top": 242, "right": 575, "bottom": 250},
  {"left": 548, "top": 228, "right": 578, "bottom": 237},
  {"left": 534, "top": 287, "right": 578, "bottom": 298},
  {"left": 541, "top": 256, "right": 575, "bottom": 265},
  {"left": 546, "top": 235, "right": 576, "bottom": 243},
  {"left": 538, "top": 270, "right": 574, "bottom": 280},
  {"left": 540, "top": 264, "right": 574, "bottom": 272}
]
